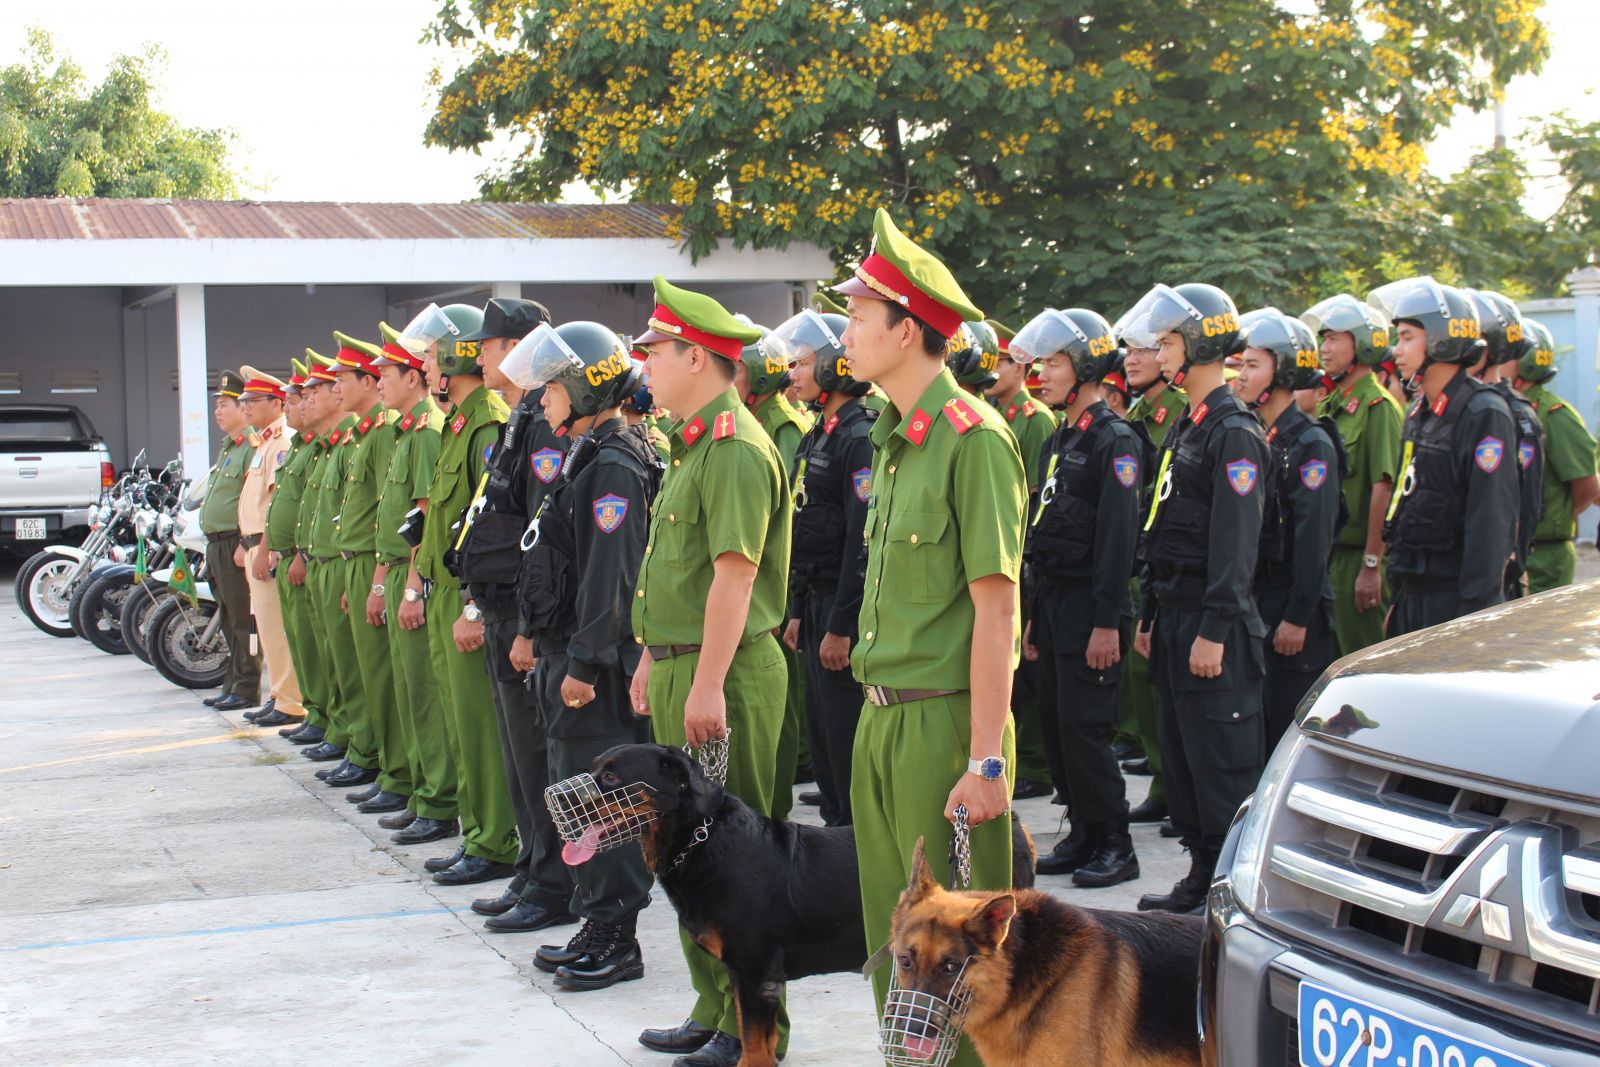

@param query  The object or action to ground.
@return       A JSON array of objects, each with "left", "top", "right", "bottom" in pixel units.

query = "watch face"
[{"left": 982, "top": 757, "right": 1004, "bottom": 780}]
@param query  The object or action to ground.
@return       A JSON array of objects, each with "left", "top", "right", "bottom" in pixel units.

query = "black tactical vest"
[
  {"left": 1026, "top": 405, "right": 1146, "bottom": 578},
  {"left": 1257, "top": 411, "right": 1347, "bottom": 578},
  {"left": 790, "top": 401, "right": 876, "bottom": 579},
  {"left": 1142, "top": 395, "right": 1258, "bottom": 570}
]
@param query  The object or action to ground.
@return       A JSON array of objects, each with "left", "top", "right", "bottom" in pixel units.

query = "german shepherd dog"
[
  {"left": 565, "top": 743, "right": 1036, "bottom": 1067},
  {"left": 886, "top": 838, "right": 1202, "bottom": 1067}
]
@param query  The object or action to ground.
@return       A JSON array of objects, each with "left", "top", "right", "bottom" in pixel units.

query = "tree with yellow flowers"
[{"left": 426, "top": 0, "right": 1550, "bottom": 316}]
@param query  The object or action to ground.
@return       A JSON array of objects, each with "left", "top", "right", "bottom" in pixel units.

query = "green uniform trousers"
[
  {"left": 315, "top": 558, "right": 378, "bottom": 769},
  {"left": 772, "top": 642, "right": 804, "bottom": 821},
  {"left": 343, "top": 555, "right": 412, "bottom": 797},
  {"left": 278, "top": 563, "right": 328, "bottom": 731},
  {"left": 385, "top": 576, "right": 458, "bottom": 821},
  {"left": 1012, "top": 660, "right": 1052, "bottom": 784},
  {"left": 1330, "top": 546, "right": 1389, "bottom": 658},
  {"left": 303, "top": 560, "right": 349, "bottom": 748},
  {"left": 426, "top": 574, "right": 518, "bottom": 864},
  {"left": 1527, "top": 539, "right": 1577, "bottom": 595},
  {"left": 649, "top": 634, "right": 788, "bottom": 1047},
  {"left": 851, "top": 692, "right": 1016, "bottom": 1067}
]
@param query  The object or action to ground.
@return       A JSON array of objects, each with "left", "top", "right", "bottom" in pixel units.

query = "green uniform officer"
[
  {"left": 1515, "top": 319, "right": 1600, "bottom": 592},
  {"left": 835, "top": 209, "right": 1025, "bottom": 1067},
  {"left": 264, "top": 361, "right": 322, "bottom": 734},
  {"left": 198, "top": 370, "right": 263, "bottom": 711},
  {"left": 1305, "top": 295, "right": 1403, "bottom": 657},
  {"left": 1117, "top": 344, "right": 1185, "bottom": 822},
  {"left": 737, "top": 322, "right": 814, "bottom": 822},
  {"left": 371, "top": 326, "right": 460, "bottom": 844},
  {"left": 407, "top": 301, "right": 519, "bottom": 885},
  {"left": 631, "top": 276, "right": 792, "bottom": 1067},
  {"left": 328, "top": 332, "right": 409, "bottom": 800}
]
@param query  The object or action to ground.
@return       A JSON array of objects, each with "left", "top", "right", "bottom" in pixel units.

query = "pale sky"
[{"left": 2, "top": 0, "right": 1597, "bottom": 215}]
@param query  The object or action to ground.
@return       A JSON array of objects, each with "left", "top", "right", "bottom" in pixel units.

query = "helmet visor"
[
  {"left": 1115, "top": 284, "right": 1204, "bottom": 350},
  {"left": 1301, "top": 294, "right": 1386, "bottom": 336},
  {"left": 768, "top": 309, "right": 843, "bottom": 364},
  {"left": 1366, "top": 276, "right": 1447, "bottom": 325},
  {"left": 502, "top": 323, "right": 584, "bottom": 390},
  {"left": 1010, "top": 309, "right": 1088, "bottom": 364},
  {"left": 398, "top": 303, "right": 460, "bottom": 356}
]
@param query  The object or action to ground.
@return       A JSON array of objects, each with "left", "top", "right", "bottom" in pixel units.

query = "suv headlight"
[{"left": 1227, "top": 731, "right": 1306, "bottom": 916}]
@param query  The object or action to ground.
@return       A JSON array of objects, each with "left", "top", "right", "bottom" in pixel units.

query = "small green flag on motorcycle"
[
  {"left": 133, "top": 533, "right": 148, "bottom": 584},
  {"left": 170, "top": 545, "right": 198, "bottom": 608}
]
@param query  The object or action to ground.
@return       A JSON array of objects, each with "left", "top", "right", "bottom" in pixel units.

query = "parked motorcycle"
[{"left": 143, "top": 478, "right": 227, "bottom": 690}]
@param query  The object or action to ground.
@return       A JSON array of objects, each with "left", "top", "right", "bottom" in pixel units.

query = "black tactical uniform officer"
[
  {"left": 451, "top": 296, "right": 578, "bottom": 931},
  {"left": 1011, "top": 308, "right": 1148, "bottom": 888},
  {"left": 1465, "top": 289, "right": 1544, "bottom": 599},
  {"left": 1124, "top": 282, "right": 1269, "bottom": 914},
  {"left": 769, "top": 307, "right": 876, "bottom": 826},
  {"left": 1235, "top": 310, "right": 1344, "bottom": 746},
  {"left": 1368, "top": 277, "right": 1519, "bottom": 635},
  {"left": 508, "top": 320, "right": 663, "bottom": 991}
]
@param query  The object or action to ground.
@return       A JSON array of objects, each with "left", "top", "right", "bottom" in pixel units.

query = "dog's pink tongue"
[
  {"left": 904, "top": 1035, "right": 938, "bottom": 1061},
  {"left": 561, "top": 823, "right": 608, "bottom": 866}
]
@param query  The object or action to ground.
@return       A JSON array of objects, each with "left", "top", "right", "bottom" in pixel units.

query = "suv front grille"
[{"left": 1260, "top": 741, "right": 1600, "bottom": 1041}]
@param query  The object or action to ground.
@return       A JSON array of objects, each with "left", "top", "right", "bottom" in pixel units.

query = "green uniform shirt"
[
  {"left": 198, "top": 431, "right": 257, "bottom": 534},
  {"left": 333, "top": 403, "right": 394, "bottom": 555},
  {"left": 415, "top": 385, "right": 509, "bottom": 583},
  {"left": 632, "top": 388, "right": 792, "bottom": 648},
  {"left": 998, "top": 393, "right": 1057, "bottom": 490},
  {"left": 376, "top": 399, "right": 443, "bottom": 561},
  {"left": 1317, "top": 371, "right": 1404, "bottom": 548},
  {"left": 1126, "top": 384, "right": 1188, "bottom": 451},
  {"left": 751, "top": 391, "right": 812, "bottom": 474},
  {"left": 852, "top": 369, "right": 1026, "bottom": 689},
  {"left": 305, "top": 416, "right": 356, "bottom": 558},
  {"left": 265, "top": 430, "right": 318, "bottom": 553},
  {"left": 1527, "top": 382, "right": 1598, "bottom": 541}
]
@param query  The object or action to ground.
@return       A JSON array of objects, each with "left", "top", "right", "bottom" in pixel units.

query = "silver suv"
[{"left": 1204, "top": 582, "right": 1600, "bottom": 1066}]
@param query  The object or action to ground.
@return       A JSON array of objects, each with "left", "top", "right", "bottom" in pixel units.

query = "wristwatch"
[
  {"left": 370, "top": 583, "right": 385, "bottom": 597},
  {"left": 967, "top": 755, "right": 1007, "bottom": 781},
  {"left": 1362, "top": 554, "right": 1380, "bottom": 569},
  {"left": 403, "top": 587, "right": 424, "bottom": 604},
  {"left": 463, "top": 603, "right": 483, "bottom": 623}
]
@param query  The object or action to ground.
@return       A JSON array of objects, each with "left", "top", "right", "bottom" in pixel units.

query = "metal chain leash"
[
  {"left": 688, "top": 728, "right": 731, "bottom": 786},
  {"left": 947, "top": 804, "right": 971, "bottom": 890}
]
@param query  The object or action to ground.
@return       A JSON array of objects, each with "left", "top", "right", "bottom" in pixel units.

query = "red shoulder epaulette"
[
  {"left": 941, "top": 397, "right": 981, "bottom": 434},
  {"left": 711, "top": 410, "right": 737, "bottom": 441},
  {"left": 1367, "top": 396, "right": 1386, "bottom": 407}
]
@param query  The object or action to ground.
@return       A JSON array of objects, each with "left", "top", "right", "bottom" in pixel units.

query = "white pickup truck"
[{"left": 0, "top": 405, "right": 114, "bottom": 548}]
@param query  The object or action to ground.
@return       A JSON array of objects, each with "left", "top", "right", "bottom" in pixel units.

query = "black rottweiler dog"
[{"left": 564, "top": 743, "right": 1036, "bottom": 1067}]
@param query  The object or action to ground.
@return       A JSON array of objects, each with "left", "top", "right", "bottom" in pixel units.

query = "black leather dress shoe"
[
  {"left": 302, "top": 742, "right": 346, "bottom": 762},
  {"left": 201, "top": 694, "right": 225, "bottom": 707},
  {"left": 1036, "top": 831, "right": 1098, "bottom": 877},
  {"left": 792, "top": 762, "right": 815, "bottom": 784},
  {"left": 243, "top": 699, "right": 276, "bottom": 722},
  {"left": 315, "top": 759, "right": 347, "bottom": 781},
  {"left": 378, "top": 809, "right": 417, "bottom": 831},
  {"left": 1160, "top": 819, "right": 1182, "bottom": 838},
  {"left": 393, "top": 822, "right": 459, "bottom": 848},
  {"left": 638, "top": 1019, "right": 713, "bottom": 1055},
  {"left": 346, "top": 782, "right": 383, "bottom": 804},
  {"left": 554, "top": 936, "right": 643, "bottom": 991},
  {"left": 422, "top": 844, "right": 466, "bottom": 870},
  {"left": 357, "top": 790, "right": 408, "bottom": 814},
  {"left": 797, "top": 790, "right": 823, "bottom": 806},
  {"left": 1111, "top": 737, "right": 1144, "bottom": 762},
  {"left": 433, "top": 855, "right": 516, "bottom": 886},
  {"left": 212, "top": 694, "right": 254, "bottom": 712},
  {"left": 1122, "top": 756, "right": 1152, "bottom": 775},
  {"left": 471, "top": 884, "right": 522, "bottom": 917},
  {"left": 1011, "top": 777, "right": 1051, "bottom": 800},
  {"left": 255, "top": 709, "right": 302, "bottom": 728},
  {"left": 284, "top": 723, "right": 323, "bottom": 742},
  {"left": 485, "top": 900, "right": 576, "bottom": 933},
  {"left": 1129, "top": 798, "right": 1168, "bottom": 823},
  {"left": 326, "top": 763, "right": 378, "bottom": 788},
  {"left": 675, "top": 1032, "right": 741, "bottom": 1067}
]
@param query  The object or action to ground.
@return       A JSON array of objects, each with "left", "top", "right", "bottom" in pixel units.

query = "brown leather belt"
[
  {"left": 240, "top": 533, "right": 262, "bottom": 549},
  {"left": 378, "top": 557, "right": 408, "bottom": 567},
  {"left": 204, "top": 530, "right": 239, "bottom": 545},
  {"left": 863, "top": 685, "right": 964, "bottom": 708},
  {"left": 647, "top": 643, "right": 702, "bottom": 660}
]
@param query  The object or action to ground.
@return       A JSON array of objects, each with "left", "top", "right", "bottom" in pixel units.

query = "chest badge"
[
  {"left": 1226, "top": 458, "right": 1259, "bottom": 496},
  {"left": 852, "top": 467, "right": 872, "bottom": 502},
  {"left": 1112, "top": 454, "right": 1139, "bottom": 488},
  {"left": 1474, "top": 436, "right": 1504, "bottom": 473},
  {"left": 531, "top": 447, "right": 564, "bottom": 484},
  {"left": 1299, "top": 459, "right": 1328, "bottom": 490},
  {"left": 593, "top": 493, "right": 628, "bottom": 533}
]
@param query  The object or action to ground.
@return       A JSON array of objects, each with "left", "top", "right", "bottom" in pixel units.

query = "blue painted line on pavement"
[{"left": 1, "top": 905, "right": 462, "bottom": 953}]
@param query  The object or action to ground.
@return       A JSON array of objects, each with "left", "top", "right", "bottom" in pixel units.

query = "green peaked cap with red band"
[
  {"left": 635, "top": 275, "right": 764, "bottom": 360},
  {"left": 986, "top": 319, "right": 1016, "bottom": 352},
  {"left": 834, "top": 207, "right": 983, "bottom": 339},
  {"left": 812, "top": 290, "right": 848, "bottom": 316},
  {"left": 305, "top": 349, "right": 339, "bottom": 383},
  {"left": 287, "top": 357, "right": 310, "bottom": 390},
  {"left": 372, "top": 321, "right": 426, "bottom": 371},
  {"left": 332, "top": 330, "right": 383, "bottom": 373}
]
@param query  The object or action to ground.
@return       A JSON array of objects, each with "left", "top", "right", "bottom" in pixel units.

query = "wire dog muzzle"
[{"left": 879, "top": 956, "right": 977, "bottom": 1066}]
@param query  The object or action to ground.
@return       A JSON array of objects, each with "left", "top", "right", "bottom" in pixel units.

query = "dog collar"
[{"left": 665, "top": 816, "right": 715, "bottom": 872}]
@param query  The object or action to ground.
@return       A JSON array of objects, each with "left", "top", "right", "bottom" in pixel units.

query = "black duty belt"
[
  {"left": 240, "top": 533, "right": 262, "bottom": 549},
  {"left": 863, "top": 685, "right": 964, "bottom": 708},
  {"left": 647, "top": 643, "right": 701, "bottom": 660}
]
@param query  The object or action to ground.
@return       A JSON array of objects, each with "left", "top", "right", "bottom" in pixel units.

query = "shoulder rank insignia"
[
  {"left": 825, "top": 414, "right": 840, "bottom": 435},
  {"left": 1022, "top": 399, "right": 1037, "bottom": 417},
  {"left": 531, "top": 447, "right": 563, "bottom": 484},
  {"left": 1075, "top": 410, "right": 1094, "bottom": 431},
  {"left": 1367, "top": 396, "right": 1385, "bottom": 408},
  {"left": 1299, "top": 459, "right": 1327, "bottom": 490},
  {"left": 1226, "top": 458, "right": 1258, "bottom": 496},
  {"left": 1431, "top": 393, "right": 1450, "bottom": 417},
  {"left": 1551, "top": 402, "right": 1566, "bottom": 413},
  {"left": 376, "top": 411, "right": 386, "bottom": 426},
  {"left": 712, "top": 410, "right": 737, "bottom": 441},
  {"left": 941, "top": 396, "right": 981, "bottom": 434},
  {"left": 1113, "top": 454, "right": 1139, "bottom": 488},
  {"left": 904, "top": 409, "right": 933, "bottom": 446},
  {"left": 1190, "top": 402, "right": 1210, "bottom": 426},
  {"left": 417, "top": 412, "right": 429, "bottom": 430},
  {"left": 1474, "top": 436, "right": 1504, "bottom": 473},
  {"left": 1347, "top": 396, "right": 1360, "bottom": 414},
  {"left": 1152, "top": 405, "right": 1169, "bottom": 425},
  {"left": 593, "top": 494, "right": 628, "bottom": 534},
  {"left": 451, "top": 414, "right": 467, "bottom": 435},
  {"left": 400, "top": 414, "right": 415, "bottom": 431}
]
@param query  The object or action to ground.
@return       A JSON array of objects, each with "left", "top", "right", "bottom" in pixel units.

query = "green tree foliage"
[
  {"left": 0, "top": 29, "right": 238, "bottom": 200},
  {"left": 426, "top": 0, "right": 1555, "bottom": 317}
]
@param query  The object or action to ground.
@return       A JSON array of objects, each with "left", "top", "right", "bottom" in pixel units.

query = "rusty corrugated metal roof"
[{"left": 0, "top": 198, "right": 679, "bottom": 241}]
